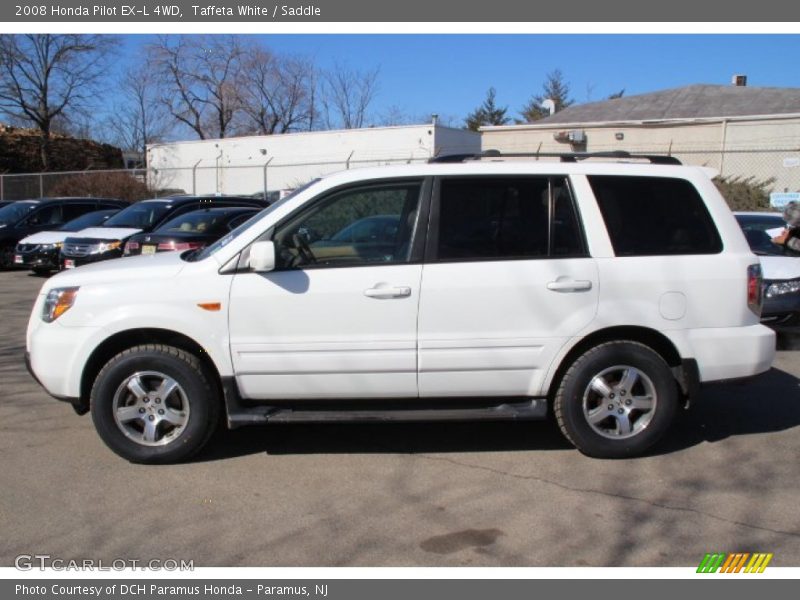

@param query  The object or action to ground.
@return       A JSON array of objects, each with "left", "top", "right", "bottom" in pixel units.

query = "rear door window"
[
  {"left": 588, "top": 176, "right": 722, "bottom": 256},
  {"left": 433, "top": 177, "right": 586, "bottom": 261},
  {"left": 551, "top": 178, "right": 586, "bottom": 257}
]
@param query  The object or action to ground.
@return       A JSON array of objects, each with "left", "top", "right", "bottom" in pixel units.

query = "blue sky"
[{"left": 120, "top": 34, "right": 800, "bottom": 126}]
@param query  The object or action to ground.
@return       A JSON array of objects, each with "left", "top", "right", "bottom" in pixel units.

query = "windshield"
[
  {"left": 157, "top": 209, "right": 239, "bottom": 235},
  {"left": 186, "top": 180, "right": 321, "bottom": 262},
  {"left": 104, "top": 201, "right": 171, "bottom": 229},
  {"left": 735, "top": 214, "right": 787, "bottom": 256},
  {"left": 0, "top": 201, "right": 38, "bottom": 225},
  {"left": 59, "top": 210, "right": 118, "bottom": 232}
]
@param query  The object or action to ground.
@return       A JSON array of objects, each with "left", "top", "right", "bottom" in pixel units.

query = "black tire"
[
  {"left": 554, "top": 341, "right": 678, "bottom": 458},
  {"left": 90, "top": 344, "right": 220, "bottom": 464},
  {"left": 31, "top": 267, "right": 50, "bottom": 277}
]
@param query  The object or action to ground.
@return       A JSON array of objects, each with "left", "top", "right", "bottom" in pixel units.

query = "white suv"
[{"left": 25, "top": 153, "right": 776, "bottom": 463}]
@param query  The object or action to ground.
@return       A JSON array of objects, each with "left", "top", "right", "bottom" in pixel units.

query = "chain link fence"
[
  {"left": 1, "top": 147, "right": 798, "bottom": 202},
  {"left": 0, "top": 168, "right": 150, "bottom": 202},
  {"left": 0, "top": 154, "right": 433, "bottom": 202}
]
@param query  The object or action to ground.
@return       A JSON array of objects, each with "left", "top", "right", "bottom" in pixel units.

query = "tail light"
[
  {"left": 157, "top": 241, "right": 204, "bottom": 252},
  {"left": 747, "top": 264, "right": 763, "bottom": 316},
  {"left": 124, "top": 241, "right": 139, "bottom": 255}
]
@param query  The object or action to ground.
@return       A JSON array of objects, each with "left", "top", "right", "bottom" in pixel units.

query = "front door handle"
[
  {"left": 547, "top": 279, "right": 593, "bottom": 292},
  {"left": 364, "top": 285, "right": 412, "bottom": 299}
]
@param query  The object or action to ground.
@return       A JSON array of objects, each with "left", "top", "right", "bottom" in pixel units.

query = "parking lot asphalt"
[{"left": 1, "top": 268, "right": 800, "bottom": 568}]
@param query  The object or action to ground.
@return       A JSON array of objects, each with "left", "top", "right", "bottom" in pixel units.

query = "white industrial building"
[
  {"left": 146, "top": 123, "right": 480, "bottom": 196},
  {"left": 481, "top": 82, "right": 800, "bottom": 193}
]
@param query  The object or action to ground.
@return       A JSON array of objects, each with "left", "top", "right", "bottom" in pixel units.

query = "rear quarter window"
[{"left": 588, "top": 175, "right": 722, "bottom": 256}]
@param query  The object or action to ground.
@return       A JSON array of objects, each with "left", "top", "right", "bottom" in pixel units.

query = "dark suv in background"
[
  {"left": 0, "top": 197, "right": 126, "bottom": 268},
  {"left": 60, "top": 195, "right": 269, "bottom": 268}
]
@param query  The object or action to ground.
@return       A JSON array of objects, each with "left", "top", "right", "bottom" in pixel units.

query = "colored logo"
[{"left": 697, "top": 553, "right": 773, "bottom": 573}]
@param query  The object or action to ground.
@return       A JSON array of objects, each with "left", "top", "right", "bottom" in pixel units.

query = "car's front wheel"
[
  {"left": 90, "top": 344, "right": 220, "bottom": 463},
  {"left": 554, "top": 341, "right": 678, "bottom": 458}
]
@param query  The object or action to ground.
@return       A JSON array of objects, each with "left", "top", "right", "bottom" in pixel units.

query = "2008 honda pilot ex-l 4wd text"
[{"left": 26, "top": 154, "right": 776, "bottom": 463}]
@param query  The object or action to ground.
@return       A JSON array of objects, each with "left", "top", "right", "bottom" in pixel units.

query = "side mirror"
[{"left": 249, "top": 240, "right": 275, "bottom": 272}]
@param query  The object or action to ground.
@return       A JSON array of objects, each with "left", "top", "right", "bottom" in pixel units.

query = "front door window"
[{"left": 273, "top": 181, "right": 422, "bottom": 269}]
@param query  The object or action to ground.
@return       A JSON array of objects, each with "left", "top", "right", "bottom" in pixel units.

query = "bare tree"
[
  {"left": 51, "top": 112, "right": 95, "bottom": 140},
  {"left": 0, "top": 34, "right": 118, "bottom": 169},
  {"left": 378, "top": 105, "right": 414, "bottom": 126},
  {"left": 320, "top": 63, "right": 380, "bottom": 129},
  {"left": 149, "top": 35, "right": 247, "bottom": 140},
  {"left": 104, "top": 65, "right": 173, "bottom": 164},
  {"left": 241, "top": 48, "right": 316, "bottom": 135}
]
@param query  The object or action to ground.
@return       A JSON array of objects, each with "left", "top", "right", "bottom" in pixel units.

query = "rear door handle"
[
  {"left": 364, "top": 285, "right": 412, "bottom": 299},
  {"left": 547, "top": 279, "right": 593, "bottom": 292}
]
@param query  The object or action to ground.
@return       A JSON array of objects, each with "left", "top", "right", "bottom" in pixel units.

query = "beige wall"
[{"left": 481, "top": 117, "right": 800, "bottom": 193}]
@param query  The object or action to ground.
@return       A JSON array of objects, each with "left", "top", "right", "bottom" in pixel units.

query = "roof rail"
[{"left": 429, "top": 150, "right": 682, "bottom": 165}]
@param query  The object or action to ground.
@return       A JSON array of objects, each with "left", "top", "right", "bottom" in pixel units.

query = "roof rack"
[{"left": 429, "top": 150, "right": 682, "bottom": 165}]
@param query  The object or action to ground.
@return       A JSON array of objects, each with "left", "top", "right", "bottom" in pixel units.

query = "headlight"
[
  {"left": 40, "top": 242, "right": 63, "bottom": 250},
  {"left": 94, "top": 241, "right": 121, "bottom": 254},
  {"left": 765, "top": 279, "right": 800, "bottom": 298},
  {"left": 42, "top": 287, "right": 80, "bottom": 323}
]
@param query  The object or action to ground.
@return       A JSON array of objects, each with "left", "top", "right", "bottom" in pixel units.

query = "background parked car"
[
  {"left": 123, "top": 206, "right": 260, "bottom": 256},
  {"left": 14, "top": 209, "right": 121, "bottom": 275},
  {"left": 304, "top": 214, "right": 403, "bottom": 264},
  {"left": 61, "top": 195, "right": 269, "bottom": 269},
  {"left": 250, "top": 191, "right": 281, "bottom": 204},
  {"left": 0, "top": 197, "right": 126, "bottom": 268},
  {"left": 735, "top": 211, "right": 800, "bottom": 331}
]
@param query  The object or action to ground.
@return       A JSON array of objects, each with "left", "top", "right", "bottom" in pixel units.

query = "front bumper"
[
  {"left": 761, "top": 290, "right": 800, "bottom": 331},
  {"left": 25, "top": 349, "right": 86, "bottom": 413},
  {"left": 15, "top": 248, "right": 60, "bottom": 271},
  {"left": 61, "top": 248, "right": 123, "bottom": 269},
  {"left": 24, "top": 350, "right": 41, "bottom": 386},
  {"left": 27, "top": 314, "right": 104, "bottom": 403}
]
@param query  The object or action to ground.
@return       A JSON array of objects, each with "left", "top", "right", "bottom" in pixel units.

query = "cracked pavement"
[{"left": 2, "top": 269, "right": 800, "bottom": 567}]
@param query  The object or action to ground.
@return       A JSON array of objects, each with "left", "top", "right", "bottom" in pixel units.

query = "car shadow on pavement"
[
  {"left": 654, "top": 366, "right": 800, "bottom": 455},
  {"left": 195, "top": 419, "right": 572, "bottom": 462},
  {"left": 192, "top": 365, "right": 800, "bottom": 463},
  {"left": 777, "top": 332, "right": 800, "bottom": 351}
]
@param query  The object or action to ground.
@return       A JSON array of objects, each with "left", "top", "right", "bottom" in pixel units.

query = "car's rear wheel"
[
  {"left": 90, "top": 344, "right": 220, "bottom": 463},
  {"left": 554, "top": 341, "right": 678, "bottom": 458}
]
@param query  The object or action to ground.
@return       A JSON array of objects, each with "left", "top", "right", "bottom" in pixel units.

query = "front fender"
[{"left": 57, "top": 273, "right": 235, "bottom": 387}]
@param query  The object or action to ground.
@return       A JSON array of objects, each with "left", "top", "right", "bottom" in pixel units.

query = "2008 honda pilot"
[{"left": 26, "top": 153, "right": 775, "bottom": 463}]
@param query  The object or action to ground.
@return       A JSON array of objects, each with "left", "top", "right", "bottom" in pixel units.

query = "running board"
[{"left": 226, "top": 398, "right": 547, "bottom": 428}]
